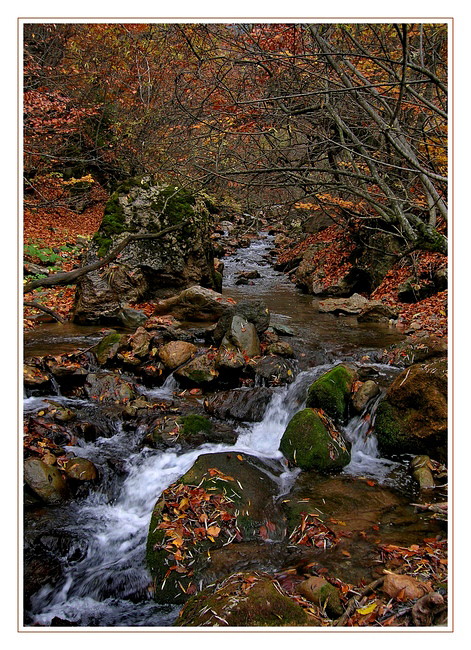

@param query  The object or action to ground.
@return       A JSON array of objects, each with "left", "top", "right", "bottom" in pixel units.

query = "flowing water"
[{"left": 24, "top": 234, "right": 434, "bottom": 628}]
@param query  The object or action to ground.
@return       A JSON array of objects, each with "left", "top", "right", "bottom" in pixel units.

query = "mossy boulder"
[
  {"left": 374, "top": 360, "right": 447, "bottom": 460},
  {"left": 73, "top": 176, "right": 219, "bottom": 324},
  {"left": 279, "top": 408, "right": 351, "bottom": 471},
  {"left": 306, "top": 364, "right": 357, "bottom": 423},
  {"left": 297, "top": 576, "right": 343, "bottom": 619},
  {"left": 146, "top": 452, "right": 283, "bottom": 604},
  {"left": 175, "top": 572, "right": 310, "bottom": 627},
  {"left": 91, "top": 329, "right": 126, "bottom": 366}
]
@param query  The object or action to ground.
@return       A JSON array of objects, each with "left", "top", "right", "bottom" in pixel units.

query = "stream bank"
[{"left": 22, "top": 233, "right": 448, "bottom": 628}]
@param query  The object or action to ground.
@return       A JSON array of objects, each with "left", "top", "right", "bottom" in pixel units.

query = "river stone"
[
  {"left": 204, "top": 388, "right": 273, "bottom": 422},
  {"left": 85, "top": 372, "right": 137, "bottom": 403},
  {"left": 318, "top": 293, "right": 369, "bottom": 315},
  {"left": 44, "top": 400, "right": 77, "bottom": 422},
  {"left": 410, "top": 455, "right": 435, "bottom": 489},
  {"left": 225, "top": 315, "right": 261, "bottom": 358},
  {"left": 128, "top": 326, "right": 152, "bottom": 358},
  {"left": 24, "top": 458, "right": 69, "bottom": 504},
  {"left": 252, "top": 356, "right": 296, "bottom": 386},
  {"left": 357, "top": 302, "right": 399, "bottom": 323},
  {"left": 175, "top": 573, "right": 309, "bottom": 627},
  {"left": 297, "top": 576, "right": 343, "bottom": 618},
  {"left": 306, "top": 364, "right": 357, "bottom": 423},
  {"left": 266, "top": 340, "right": 295, "bottom": 358},
  {"left": 213, "top": 299, "right": 270, "bottom": 343},
  {"left": 174, "top": 353, "right": 219, "bottom": 386},
  {"left": 24, "top": 364, "right": 50, "bottom": 389},
  {"left": 158, "top": 340, "right": 197, "bottom": 369},
  {"left": 215, "top": 340, "right": 246, "bottom": 371},
  {"left": 65, "top": 458, "right": 98, "bottom": 481},
  {"left": 279, "top": 408, "right": 351, "bottom": 471},
  {"left": 146, "top": 452, "right": 283, "bottom": 604},
  {"left": 91, "top": 329, "right": 125, "bottom": 365},
  {"left": 153, "top": 285, "right": 233, "bottom": 322},
  {"left": 351, "top": 380, "right": 380, "bottom": 413},
  {"left": 374, "top": 359, "right": 447, "bottom": 460}
]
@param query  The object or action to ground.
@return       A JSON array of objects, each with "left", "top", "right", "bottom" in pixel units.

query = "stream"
[{"left": 23, "top": 234, "right": 442, "bottom": 628}]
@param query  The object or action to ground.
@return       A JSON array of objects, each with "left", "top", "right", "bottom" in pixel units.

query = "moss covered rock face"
[
  {"left": 74, "top": 176, "right": 219, "bottom": 324},
  {"left": 146, "top": 452, "right": 283, "bottom": 604},
  {"left": 374, "top": 360, "right": 447, "bottom": 460},
  {"left": 175, "top": 572, "right": 309, "bottom": 627},
  {"left": 279, "top": 408, "right": 351, "bottom": 471},
  {"left": 306, "top": 364, "right": 357, "bottom": 423}
]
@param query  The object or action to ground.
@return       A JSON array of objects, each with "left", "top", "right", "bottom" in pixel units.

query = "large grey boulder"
[{"left": 73, "top": 177, "right": 219, "bottom": 324}]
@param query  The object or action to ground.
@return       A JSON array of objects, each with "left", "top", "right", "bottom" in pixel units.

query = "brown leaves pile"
[
  {"left": 288, "top": 512, "right": 338, "bottom": 550},
  {"left": 153, "top": 473, "right": 243, "bottom": 583}
]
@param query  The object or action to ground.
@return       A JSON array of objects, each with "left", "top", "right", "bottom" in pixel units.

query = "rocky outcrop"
[
  {"left": 73, "top": 177, "right": 219, "bottom": 324},
  {"left": 374, "top": 359, "right": 447, "bottom": 460}
]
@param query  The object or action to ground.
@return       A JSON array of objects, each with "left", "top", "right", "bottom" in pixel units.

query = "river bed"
[{"left": 23, "top": 234, "right": 444, "bottom": 628}]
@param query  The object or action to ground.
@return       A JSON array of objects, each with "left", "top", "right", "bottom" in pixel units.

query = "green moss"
[
  {"left": 180, "top": 415, "right": 213, "bottom": 438},
  {"left": 175, "top": 576, "right": 309, "bottom": 627},
  {"left": 279, "top": 408, "right": 351, "bottom": 471},
  {"left": 306, "top": 365, "right": 356, "bottom": 422},
  {"left": 93, "top": 191, "right": 127, "bottom": 256},
  {"left": 374, "top": 401, "right": 408, "bottom": 454},
  {"left": 91, "top": 329, "right": 123, "bottom": 365}
]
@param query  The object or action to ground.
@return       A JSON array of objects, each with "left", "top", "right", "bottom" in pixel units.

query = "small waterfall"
[
  {"left": 343, "top": 395, "right": 398, "bottom": 481},
  {"left": 140, "top": 373, "right": 178, "bottom": 400}
]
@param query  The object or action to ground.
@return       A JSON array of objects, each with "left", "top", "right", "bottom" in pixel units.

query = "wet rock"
[
  {"left": 306, "top": 364, "right": 357, "bottom": 423},
  {"left": 318, "top": 293, "right": 369, "bottom": 315},
  {"left": 174, "top": 352, "right": 219, "bottom": 386},
  {"left": 176, "top": 573, "right": 309, "bottom": 627},
  {"left": 146, "top": 452, "right": 283, "bottom": 604},
  {"left": 266, "top": 340, "right": 295, "bottom": 358},
  {"left": 225, "top": 315, "right": 261, "bottom": 358},
  {"left": 351, "top": 380, "right": 380, "bottom": 413},
  {"left": 44, "top": 400, "right": 77, "bottom": 422},
  {"left": 24, "top": 364, "right": 50, "bottom": 390},
  {"left": 128, "top": 326, "right": 152, "bottom": 358},
  {"left": 297, "top": 576, "right": 343, "bottom": 618},
  {"left": 270, "top": 323, "right": 295, "bottom": 337},
  {"left": 253, "top": 356, "right": 296, "bottom": 386},
  {"left": 158, "top": 340, "right": 197, "bottom": 369},
  {"left": 204, "top": 387, "right": 273, "bottom": 422},
  {"left": 410, "top": 455, "right": 435, "bottom": 489},
  {"left": 213, "top": 299, "right": 270, "bottom": 343},
  {"left": 91, "top": 329, "right": 125, "bottom": 365},
  {"left": 357, "top": 302, "right": 399, "bottom": 323},
  {"left": 279, "top": 408, "right": 351, "bottom": 471},
  {"left": 374, "top": 359, "right": 447, "bottom": 460},
  {"left": 118, "top": 307, "right": 148, "bottom": 329},
  {"left": 153, "top": 285, "right": 233, "bottom": 322},
  {"left": 24, "top": 458, "right": 69, "bottom": 504},
  {"left": 215, "top": 340, "right": 246, "bottom": 371},
  {"left": 65, "top": 457, "right": 98, "bottom": 481},
  {"left": 85, "top": 372, "right": 137, "bottom": 404},
  {"left": 24, "top": 551, "right": 62, "bottom": 609},
  {"left": 236, "top": 270, "right": 260, "bottom": 282},
  {"left": 44, "top": 358, "right": 89, "bottom": 382}
]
